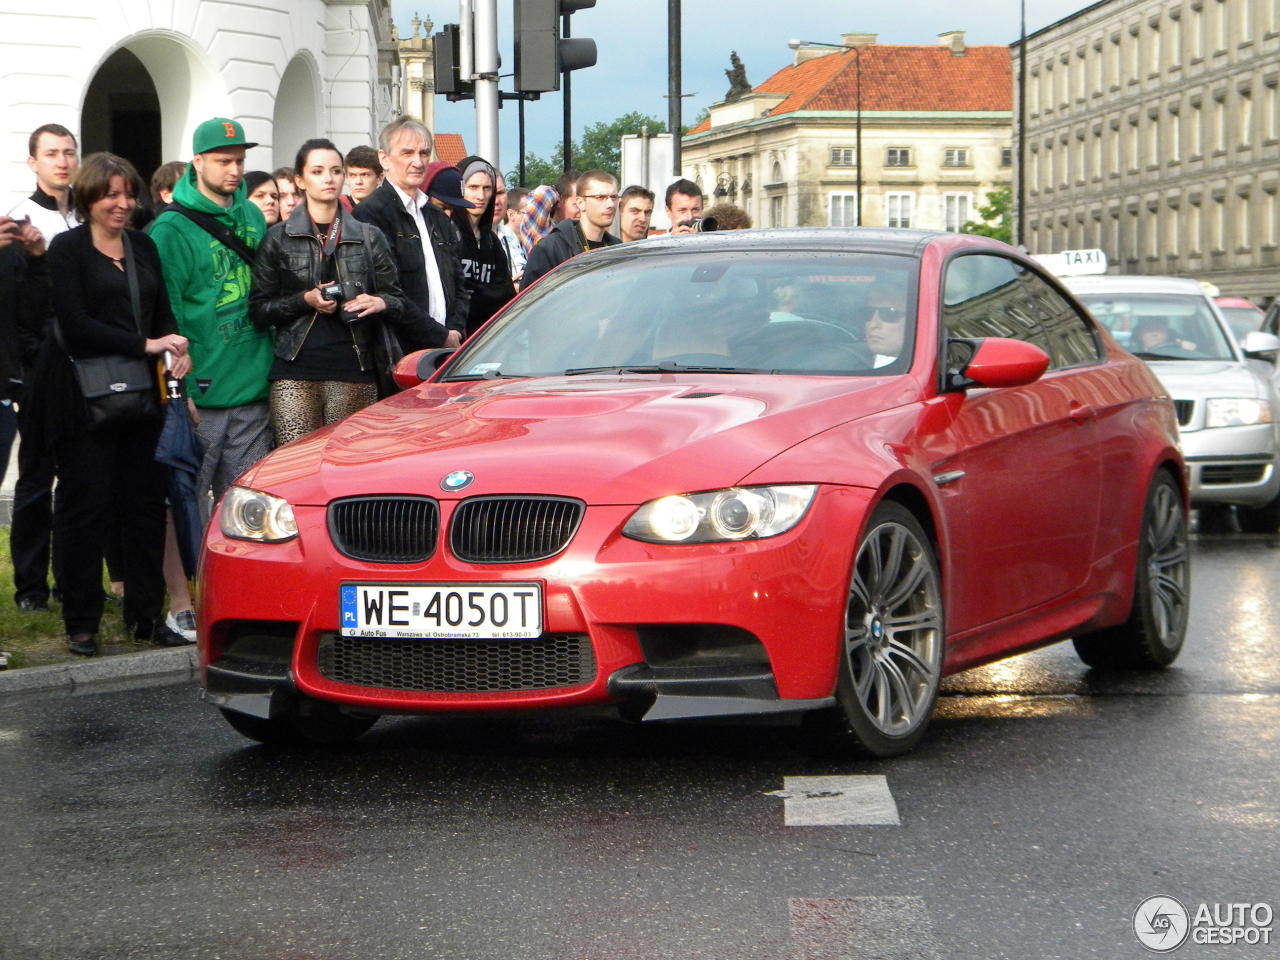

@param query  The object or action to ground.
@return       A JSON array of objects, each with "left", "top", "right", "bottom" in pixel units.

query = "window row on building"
[
  {"left": 826, "top": 190, "right": 981, "bottom": 232},
  {"left": 1027, "top": 75, "right": 1278, "bottom": 194},
  {"left": 1028, "top": 181, "right": 1279, "bottom": 265},
  {"left": 1025, "top": 0, "right": 1280, "bottom": 117},
  {"left": 827, "top": 145, "right": 1014, "bottom": 169}
]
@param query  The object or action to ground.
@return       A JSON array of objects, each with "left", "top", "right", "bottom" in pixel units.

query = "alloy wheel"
[
  {"left": 845, "top": 519, "right": 943, "bottom": 737},
  {"left": 1146, "top": 480, "right": 1189, "bottom": 650}
]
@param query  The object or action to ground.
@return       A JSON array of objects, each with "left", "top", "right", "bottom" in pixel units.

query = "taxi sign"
[{"left": 1032, "top": 248, "right": 1108, "bottom": 277}]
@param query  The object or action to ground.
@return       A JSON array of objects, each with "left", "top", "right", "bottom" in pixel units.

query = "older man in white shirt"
[{"left": 352, "top": 116, "right": 469, "bottom": 349}]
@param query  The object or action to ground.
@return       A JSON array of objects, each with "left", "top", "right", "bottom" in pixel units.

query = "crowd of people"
[{"left": 0, "top": 114, "right": 748, "bottom": 657}]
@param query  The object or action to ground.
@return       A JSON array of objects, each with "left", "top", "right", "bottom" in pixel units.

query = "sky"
[{"left": 390, "top": 0, "right": 1089, "bottom": 173}]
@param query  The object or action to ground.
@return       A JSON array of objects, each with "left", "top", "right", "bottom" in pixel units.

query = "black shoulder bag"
[{"left": 54, "top": 232, "right": 161, "bottom": 429}]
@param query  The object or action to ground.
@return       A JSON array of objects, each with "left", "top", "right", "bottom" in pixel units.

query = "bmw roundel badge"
[{"left": 441, "top": 470, "right": 474, "bottom": 492}]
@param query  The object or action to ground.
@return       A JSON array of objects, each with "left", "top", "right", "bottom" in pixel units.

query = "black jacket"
[
  {"left": 352, "top": 179, "right": 467, "bottom": 344},
  {"left": 0, "top": 244, "right": 48, "bottom": 399},
  {"left": 249, "top": 204, "right": 412, "bottom": 394},
  {"left": 520, "top": 218, "right": 620, "bottom": 292},
  {"left": 35, "top": 226, "right": 176, "bottom": 440},
  {"left": 458, "top": 227, "right": 515, "bottom": 337}
]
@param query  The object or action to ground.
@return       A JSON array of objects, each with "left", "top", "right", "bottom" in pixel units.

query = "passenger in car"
[{"left": 768, "top": 282, "right": 807, "bottom": 323}]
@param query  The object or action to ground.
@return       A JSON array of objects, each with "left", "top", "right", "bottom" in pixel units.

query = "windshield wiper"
[
  {"left": 1130, "top": 351, "right": 1201, "bottom": 362},
  {"left": 563, "top": 361, "right": 765, "bottom": 376},
  {"left": 441, "top": 369, "right": 519, "bottom": 381}
]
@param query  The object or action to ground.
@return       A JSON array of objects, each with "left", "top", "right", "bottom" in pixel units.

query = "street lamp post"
[
  {"left": 669, "top": 0, "right": 682, "bottom": 177},
  {"left": 1016, "top": 0, "right": 1027, "bottom": 249},
  {"left": 790, "top": 38, "right": 862, "bottom": 227},
  {"left": 855, "top": 44, "right": 862, "bottom": 226}
]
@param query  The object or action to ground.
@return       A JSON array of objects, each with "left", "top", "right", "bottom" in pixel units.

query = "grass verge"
[{"left": 0, "top": 527, "right": 152, "bottom": 669}]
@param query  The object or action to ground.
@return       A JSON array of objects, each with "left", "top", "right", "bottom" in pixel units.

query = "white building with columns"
[{"left": 1, "top": 0, "right": 402, "bottom": 210}]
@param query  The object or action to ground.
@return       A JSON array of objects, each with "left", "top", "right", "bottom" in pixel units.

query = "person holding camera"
[
  {"left": 665, "top": 179, "right": 709, "bottom": 236},
  {"left": 250, "top": 138, "right": 407, "bottom": 445}
]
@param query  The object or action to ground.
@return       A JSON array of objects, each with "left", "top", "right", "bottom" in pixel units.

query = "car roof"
[
  {"left": 587, "top": 227, "right": 1010, "bottom": 261},
  {"left": 1061, "top": 275, "right": 1209, "bottom": 296},
  {"left": 1215, "top": 296, "right": 1261, "bottom": 309}
]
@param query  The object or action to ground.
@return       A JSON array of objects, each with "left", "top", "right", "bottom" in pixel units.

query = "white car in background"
[{"left": 1065, "top": 275, "right": 1280, "bottom": 532}]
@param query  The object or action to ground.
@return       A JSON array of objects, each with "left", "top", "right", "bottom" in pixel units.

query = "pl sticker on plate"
[{"left": 340, "top": 584, "right": 359, "bottom": 629}]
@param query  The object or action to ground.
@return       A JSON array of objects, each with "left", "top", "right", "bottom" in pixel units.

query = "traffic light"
[
  {"left": 514, "top": 0, "right": 597, "bottom": 93},
  {"left": 433, "top": 24, "right": 474, "bottom": 101}
]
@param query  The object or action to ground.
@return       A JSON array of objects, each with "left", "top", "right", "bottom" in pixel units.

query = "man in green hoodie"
[{"left": 150, "top": 118, "right": 274, "bottom": 521}]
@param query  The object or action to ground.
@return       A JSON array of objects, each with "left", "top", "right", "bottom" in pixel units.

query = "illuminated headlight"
[
  {"left": 219, "top": 486, "right": 298, "bottom": 543},
  {"left": 1205, "top": 398, "right": 1273, "bottom": 428},
  {"left": 623, "top": 485, "right": 818, "bottom": 543}
]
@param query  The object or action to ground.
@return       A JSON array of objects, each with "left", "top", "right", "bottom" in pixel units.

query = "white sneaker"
[{"left": 166, "top": 609, "right": 197, "bottom": 643}]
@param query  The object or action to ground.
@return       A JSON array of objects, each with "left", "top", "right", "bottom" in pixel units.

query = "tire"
[
  {"left": 1236, "top": 491, "right": 1280, "bottom": 533},
  {"left": 794, "top": 502, "right": 945, "bottom": 759},
  {"left": 1195, "top": 503, "right": 1237, "bottom": 534},
  {"left": 1073, "top": 469, "right": 1189, "bottom": 669},
  {"left": 291, "top": 699, "right": 379, "bottom": 745},
  {"left": 219, "top": 699, "right": 378, "bottom": 746},
  {"left": 219, "top": 708, "right": 303, "bottom": 746}
]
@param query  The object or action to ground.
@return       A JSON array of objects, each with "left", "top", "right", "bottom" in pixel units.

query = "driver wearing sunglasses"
[
  {"left": 864, "top": 296, "right": 907, "bottom": 368},
  {"left": 860, "top": 293, "right": 911, "bottom": 368}
]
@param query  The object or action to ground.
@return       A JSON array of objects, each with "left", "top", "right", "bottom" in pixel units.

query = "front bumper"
[
  {"left": 1177, "top": 421, "right": 1280, "bottom": 507},
  {"left": 199, "top": 485, "right": 872, "bottom": 719}
]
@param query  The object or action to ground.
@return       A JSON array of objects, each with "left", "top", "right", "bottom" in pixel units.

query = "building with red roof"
[
  {"left": 433, "top": 133, "right": 469, "bottom": 166},
  {"left": 681, "top": 31, "right": 1012, "bottom": 232}
]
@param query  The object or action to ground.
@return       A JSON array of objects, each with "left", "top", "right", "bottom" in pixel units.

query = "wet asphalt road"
[{"left": 3, "top": 532, "right": 1278, "bottom": 960}]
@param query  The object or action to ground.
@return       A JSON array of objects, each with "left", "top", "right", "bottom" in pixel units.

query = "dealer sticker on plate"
[{"left": 340, "top": 583, "right": 543, "bottom": 639}]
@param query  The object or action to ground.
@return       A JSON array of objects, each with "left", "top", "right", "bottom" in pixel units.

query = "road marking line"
[
  {"left": 789, "top": 897, "right": 944, "bottom": 960},
  {"left": 767, "top": 775, "right": 901, "bottom": 826}
]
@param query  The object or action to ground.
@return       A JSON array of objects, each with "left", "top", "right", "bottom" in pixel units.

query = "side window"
[
  {"left": 942, "top": 254, "right": 1102, "bottom": 370},
  {"left": 1016, "top": 267, "right": 1102, "bottom": 367}
]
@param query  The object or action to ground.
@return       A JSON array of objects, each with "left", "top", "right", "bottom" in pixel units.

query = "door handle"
[{"left": 1069, "top": 403, "right": 1096, "bottom": 423}]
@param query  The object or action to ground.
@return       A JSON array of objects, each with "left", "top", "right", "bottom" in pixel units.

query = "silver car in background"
[{"left": 1066, "top": 275, "right": 1280, "bottom": 532}]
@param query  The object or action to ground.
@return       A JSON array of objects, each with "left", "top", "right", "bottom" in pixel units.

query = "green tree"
[
  {"left": 512, "top": 111, "right": 667, "bottom": 188},
  {"left": 961, "top": 185, "right": 1013, "bottom": 244},
  {"left": 514, "top": 150, "right": 565, "bottom": 190}
]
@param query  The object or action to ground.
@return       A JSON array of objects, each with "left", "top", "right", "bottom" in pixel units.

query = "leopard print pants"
[{"left": 270, "top": 379, "right": 379, "bottom": 446}]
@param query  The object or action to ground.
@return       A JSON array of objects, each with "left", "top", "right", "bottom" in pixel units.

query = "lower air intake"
[{"left": 316, "top": 632, "right": 597, "bottom": 692}]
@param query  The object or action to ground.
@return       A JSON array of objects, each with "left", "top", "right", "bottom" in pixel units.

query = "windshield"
[
  {"left": 1075, "top": 293, "right": 1235, "bottom": 361},
  {"left": 443, "top": 249, "right": 918, "bottom": 379}
]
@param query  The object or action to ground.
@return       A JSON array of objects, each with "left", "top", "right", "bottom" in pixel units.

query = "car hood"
[
  {"left": 241, "top": 375, "right": 916, "bottom": 505},
  {"left": 1144, "top": 359, "right": 1270, "bottom": 401}
]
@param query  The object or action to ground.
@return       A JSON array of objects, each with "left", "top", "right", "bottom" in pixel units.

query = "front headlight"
[
  {"left": 219, "top": 486, "right": 298, "bottom": 543},
  {"left": 1205, "top": 398, "right": 1273, "bottom": 428},
  {"left": 623, "top": 485, "right": 818, "bottom": 544}
]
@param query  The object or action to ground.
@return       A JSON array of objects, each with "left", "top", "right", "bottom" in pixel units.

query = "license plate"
[{"left": 340, "top": 583, "right": 543, "bottom": 639}]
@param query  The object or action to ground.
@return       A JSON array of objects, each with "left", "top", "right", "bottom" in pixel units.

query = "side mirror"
[
  {"left": 392, "top": 348, "right": 457, "bottom": 389},
  {"left": 1241, "top": 330, "right": 1280, "bottom": 361},
  {"left": 947, "top": 337, "right": 1050, "bottom": 390}
]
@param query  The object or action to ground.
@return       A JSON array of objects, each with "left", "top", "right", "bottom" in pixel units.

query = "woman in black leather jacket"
[{"left": 250, "top": 138, "right": 407, "bottom": 444}]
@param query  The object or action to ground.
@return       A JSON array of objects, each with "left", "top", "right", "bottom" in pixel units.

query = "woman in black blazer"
[{"left": 36, "top": 153, "right": 192, "bottom": 655}]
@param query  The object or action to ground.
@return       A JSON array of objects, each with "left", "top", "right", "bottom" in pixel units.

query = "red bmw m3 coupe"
[{"left": 199, "top": 229, "right": 1188, "bottom": 755}]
